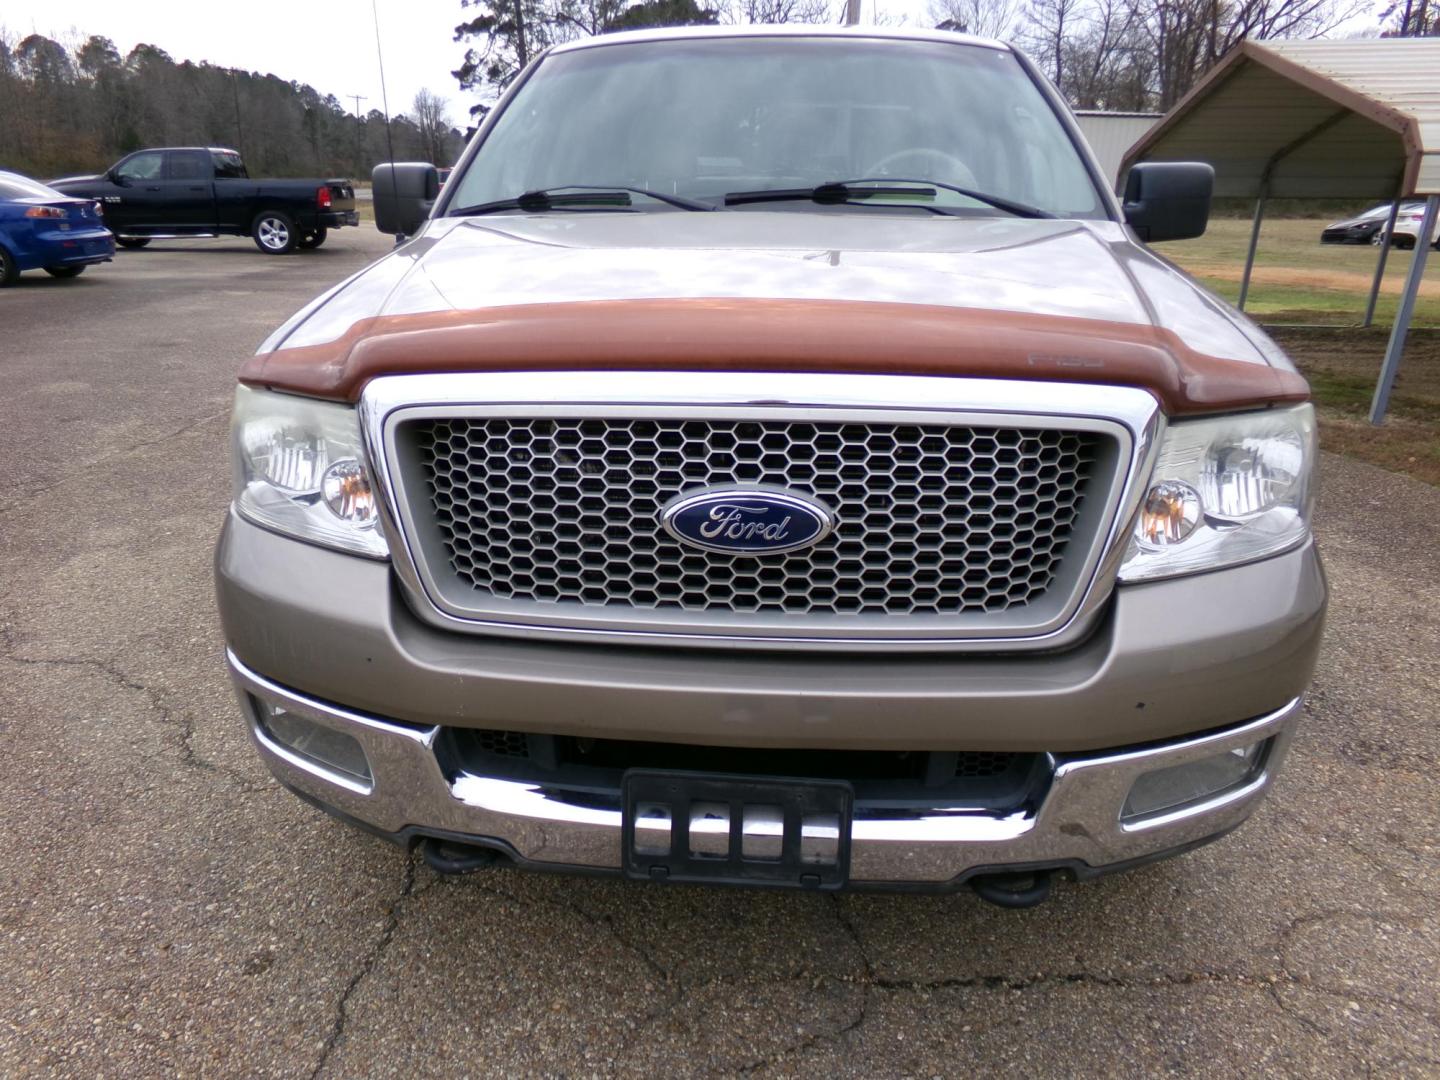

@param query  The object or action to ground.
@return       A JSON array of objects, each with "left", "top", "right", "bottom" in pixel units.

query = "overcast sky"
[{"left": 2, "top": 0, "right": 934, "bottom": 130}]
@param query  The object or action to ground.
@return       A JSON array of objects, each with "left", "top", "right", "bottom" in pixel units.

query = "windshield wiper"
[
  {"left": 723, "top": 178, "right": 1054, "bottom": 219},
  {"left": 452, "top": 185, "right": 714, "bottom": 216}
]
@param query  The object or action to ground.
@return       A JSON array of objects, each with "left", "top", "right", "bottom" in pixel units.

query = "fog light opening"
[
  {"left": 1122, "top": 738, "right": 1269, "bottom": 824},
  {"left": 255, "top": 699, "right": 373, "bottom": 787}
]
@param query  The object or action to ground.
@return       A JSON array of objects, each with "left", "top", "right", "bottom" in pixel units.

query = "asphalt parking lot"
[{"left": 1, "top": 229, "right": 1437, "bottom": 1078}]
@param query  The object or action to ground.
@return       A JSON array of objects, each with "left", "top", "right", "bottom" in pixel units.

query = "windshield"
[{"left": 447, "top": 36, "right": 1105, "bottom": 219}]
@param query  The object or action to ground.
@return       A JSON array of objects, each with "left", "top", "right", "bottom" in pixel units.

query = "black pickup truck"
[{"left": 50, "top": 147, "right": 358, "bottom": 254}]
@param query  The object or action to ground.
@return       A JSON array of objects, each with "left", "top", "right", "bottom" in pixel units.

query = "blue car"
[{"left": 0, "top": 170, "right": 115, "bottom": 287}]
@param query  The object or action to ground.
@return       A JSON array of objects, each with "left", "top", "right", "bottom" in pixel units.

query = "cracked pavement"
[{"left": 1, "top": 231, "right": 1437, "bottom": 1077}]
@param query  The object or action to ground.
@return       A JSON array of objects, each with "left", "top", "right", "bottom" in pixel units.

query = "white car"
[{"left": 1375, "top": 204, "right": 1440, "bottom": 249}]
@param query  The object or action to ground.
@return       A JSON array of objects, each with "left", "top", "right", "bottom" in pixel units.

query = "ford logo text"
[{"left": 660, "top": 488, "right": 835, "bottom": 556}]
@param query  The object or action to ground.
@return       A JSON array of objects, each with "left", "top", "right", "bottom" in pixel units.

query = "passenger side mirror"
[
  {"left": 373, "top": 163, "right": 440, "bottom": 237},
  {"left": 1122, "top": 162, "right": 1213, "bottom": 243}
]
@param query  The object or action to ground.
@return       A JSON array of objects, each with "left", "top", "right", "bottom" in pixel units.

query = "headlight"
[
  {"left": 1119, "top": 404, "right": 1315, "bottom": 582},
  {"left": 230, "top": 386, "right": 388, "bottom": 558}
]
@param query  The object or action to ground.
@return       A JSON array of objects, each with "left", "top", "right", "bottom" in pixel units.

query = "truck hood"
[
  {"left": 246, "top": 212, "right": 1307, "bottom": 414},
  {"left": 48, "top": 174, "right": 103, "bottom": 188}
]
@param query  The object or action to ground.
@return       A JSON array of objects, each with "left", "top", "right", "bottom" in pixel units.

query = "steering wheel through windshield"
[{"left": 864, "top": 148, "right": 978, "bottom": 189}]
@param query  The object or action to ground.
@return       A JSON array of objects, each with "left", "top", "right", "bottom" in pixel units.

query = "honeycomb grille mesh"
[
  {"left": 409, "top": 417, "right": 1103, "bottom": 618},
  {"left": 955, "top": 751, "right": 1021, "bottom": 778},
  {"left": 472, "top": 730, "right": 529, "bottom": 758}
]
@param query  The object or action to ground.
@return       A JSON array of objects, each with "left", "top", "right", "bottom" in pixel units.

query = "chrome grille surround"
[
  {"left": 361, "top": 373, "right": 1162, "bottom": 651},
  {"left": 413, "top": 418, "right": 1102, "bottom": 615}
]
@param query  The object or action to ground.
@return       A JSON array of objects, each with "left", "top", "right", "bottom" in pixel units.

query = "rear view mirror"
[
  {"left": 373, "top": 163, "right": 440, "bottom": 237},
  {"left": 1122, "top": 162, "right": 1213, "bottom": 243}
]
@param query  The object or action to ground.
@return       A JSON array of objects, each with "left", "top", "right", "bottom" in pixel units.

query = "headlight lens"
[
  {"left": 230, "top": 386, "right": 388, "bottom": 558},
  {"left": 1119, "top": 404, "right": 1315, "bottom": 582}
]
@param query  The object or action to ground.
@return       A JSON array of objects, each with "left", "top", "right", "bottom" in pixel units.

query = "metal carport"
[{"left": 1120, "top": 37, "right": 1440, "bottom": 423}]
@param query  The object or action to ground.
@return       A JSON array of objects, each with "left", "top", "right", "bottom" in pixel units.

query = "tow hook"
[
  {"left": 970, "top": 870, "right": 1054, "bottom": 908},
  {"left": 419, "top": 836, "right": 500, "bottom": 875}
]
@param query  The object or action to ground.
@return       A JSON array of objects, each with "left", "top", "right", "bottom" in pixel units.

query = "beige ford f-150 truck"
[{"left": 215, "top": 26, "right": 1326, "bottom": 906}]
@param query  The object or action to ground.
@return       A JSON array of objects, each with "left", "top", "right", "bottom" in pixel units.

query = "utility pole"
[
  {"left": 348, "top": 94, "right": 367, "bottom": 173},
  {"left": 231, "top": 71, "right": 245, "bottom": 157},
  {"left": 845, "top": 0, "right": 862, "bottom": 24}
]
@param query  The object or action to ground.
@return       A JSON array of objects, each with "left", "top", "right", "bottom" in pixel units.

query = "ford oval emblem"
[{"left": 660, "top": 488, "right": 835, "bottom": 556}]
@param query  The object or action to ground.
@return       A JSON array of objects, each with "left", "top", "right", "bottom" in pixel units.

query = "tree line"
[
  {"left": 0, "top": 31, "right": 466, "bottom": 181},
  {"left": 455, "top": 0, "right": 851, "bottom": 116},
  {"left": 936, "top": 0, "right": 1385, "bottom": 112}
]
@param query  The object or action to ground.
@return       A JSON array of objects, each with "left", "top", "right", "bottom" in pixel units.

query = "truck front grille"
[{"left": 403, "top": 416, "right": 1106, "bottom": 622}]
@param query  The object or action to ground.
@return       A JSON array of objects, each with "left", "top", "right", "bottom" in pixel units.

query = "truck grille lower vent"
[
  {"left": 470, "top": 729, "right": 530, "bottom": 758},
  {"left": 449, "top": 727, "right": 1032, "bottom": 787},
  {"left": 409, "top": 417, "right": 1103, "bottom": 618},
  {"left": 954, "top": 751, "right": 1022, "bottom": 779}
]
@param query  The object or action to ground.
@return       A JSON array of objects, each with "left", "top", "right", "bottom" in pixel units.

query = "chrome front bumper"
[{"left": 228, "top": 650, "right": 1300, "bottom": 887}]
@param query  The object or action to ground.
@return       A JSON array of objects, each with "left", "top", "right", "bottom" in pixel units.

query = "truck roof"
[
  {"left": 128, "top": 146, "right": 240, "bottom": 155},
  {"left": 549, "top": 24, "right": 1012, "bottom": 57}
]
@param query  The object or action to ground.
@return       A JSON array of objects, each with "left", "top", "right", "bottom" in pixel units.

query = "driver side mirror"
[
  {"left": 373, "top": 163, "right": 440, "bottom": 237},
  {"left": 110, "top": 169, "right": 129, "bottom": 188},
  {"left": 1122, "top": 162, "right": 1213, "bottom": 242}
]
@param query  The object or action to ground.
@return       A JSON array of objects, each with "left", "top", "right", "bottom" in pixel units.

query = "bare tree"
[
  {"left": 556, "top": 0, "right": 630, "bottom": 35},
  {"left": 1059, "top": 0, "right": 1142, "bottom": 108},
  {"left": 412, "top": 88, "right": 452, "bottom": 164},
  {"left": 720, "top": 0, "right": 834, "bottom": 23},
  {"left": 928, "top": 0, "right": 1024, "bottom": 37},
  {"left": 1382, "top": 0, "right": 1439, "bottom": 34},
  {"left": 1133, "top": 0, "right": 1370, "bottom": 108},
  {"left": 1012, "top": 0, "right": 1371, "bottom": 111},
  {"left": 1024, "top": 0, "right": 1085, "bottom": 86}
]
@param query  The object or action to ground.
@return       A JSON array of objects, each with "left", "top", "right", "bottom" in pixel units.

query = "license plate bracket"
[{"left": 622, "top": 770, "right": 853, "bottom": 889}]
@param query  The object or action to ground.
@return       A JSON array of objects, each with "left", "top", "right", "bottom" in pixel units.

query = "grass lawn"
[{"left": 1159, "top": 216, "right": 1440, "bottom": 327}]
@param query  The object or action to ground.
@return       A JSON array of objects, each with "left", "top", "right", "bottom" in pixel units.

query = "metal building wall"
[{"left": 1073, "top": 112, "right": 1161, "bottom": 189}]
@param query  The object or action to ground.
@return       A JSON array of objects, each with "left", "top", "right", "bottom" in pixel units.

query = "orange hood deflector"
[{"left": 239, "top": 298, "right": 1309, "bottom": 414}]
